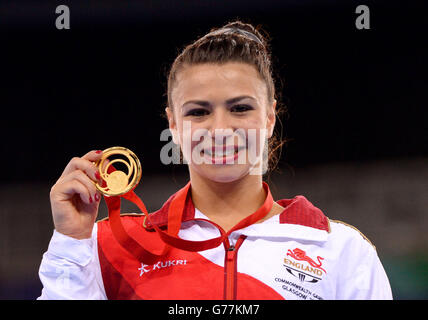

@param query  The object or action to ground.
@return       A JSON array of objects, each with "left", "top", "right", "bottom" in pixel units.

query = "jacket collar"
[{"left": 145, "top": 188, "right": 330, "bottom": 241}]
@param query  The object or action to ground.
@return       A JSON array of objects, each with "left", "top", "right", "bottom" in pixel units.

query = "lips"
[
  {"left": 202, "top": 145, "right": 245, "bottom": 157},
  {"left": 203, "top": 146, "right": 235, "bottom": 157},
  {"left": 198, "top": 144, "right": 247, "bottom": 165}
]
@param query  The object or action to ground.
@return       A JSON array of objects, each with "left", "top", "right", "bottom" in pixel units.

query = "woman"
[{"left": 38, "top": 20, "right": 392, "bottom": 300}]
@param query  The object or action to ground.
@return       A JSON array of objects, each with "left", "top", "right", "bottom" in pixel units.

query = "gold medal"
[{"left": 94, "top": 146, "right": 142, "bottom": 196}]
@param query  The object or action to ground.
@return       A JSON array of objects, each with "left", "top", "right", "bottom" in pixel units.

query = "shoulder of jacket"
[{"left": 329, "top": 219, "right": 376, "bottom": 251}]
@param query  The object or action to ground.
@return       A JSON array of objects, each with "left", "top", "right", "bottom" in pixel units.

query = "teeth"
[
  {"left": 223, "top": 149, "right": 236, "bottom": 156},
  {"left": 204, "top": 148, "right": 237, "bottom": 157}
]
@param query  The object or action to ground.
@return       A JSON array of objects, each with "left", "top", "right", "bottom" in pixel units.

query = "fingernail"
[
  {"left": 95, "top": 171, "right": 101, "bottom": 180},
  {"left": 95, "top": 150, "right": 102, "bottom": 154},
  {"left": 89, "top": 196, "right": 93, "bottom": 203},
  {"left": 94, "top": 193, "right": 99, "bottom": 202}
]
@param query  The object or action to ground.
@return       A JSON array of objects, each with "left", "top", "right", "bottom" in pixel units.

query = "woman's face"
[{"left": 167, "top": 62, "right": 276, "bottom": 183}]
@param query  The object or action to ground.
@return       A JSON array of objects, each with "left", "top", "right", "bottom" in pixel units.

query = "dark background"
[{"left": 0, "top": 0, "right": 427, "bottom": 299}]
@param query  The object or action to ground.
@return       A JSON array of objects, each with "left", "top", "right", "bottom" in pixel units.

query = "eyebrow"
[{"left": 182, "top": 95, "right": 256, "bottom": 108}]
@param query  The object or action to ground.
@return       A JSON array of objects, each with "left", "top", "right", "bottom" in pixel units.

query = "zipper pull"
[{"left": 227, "top": 245, "right": 235, "bottom": 261}]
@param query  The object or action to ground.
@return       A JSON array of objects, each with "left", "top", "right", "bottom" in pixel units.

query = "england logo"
[{"left": 283, "top": 248, "right": 327, "bottom": 283}]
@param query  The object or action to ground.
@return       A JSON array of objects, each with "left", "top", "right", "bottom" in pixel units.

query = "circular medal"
[{"left": 94, "top": 146, "right": 142, "bottom": 196}]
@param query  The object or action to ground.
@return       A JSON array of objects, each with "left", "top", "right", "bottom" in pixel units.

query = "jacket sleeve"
[
  {"left": 336, "top": 233, "right": 393, "bottom": 300},
  {"left": 37, "top": 224, "right": 107, "bottom": 300}
]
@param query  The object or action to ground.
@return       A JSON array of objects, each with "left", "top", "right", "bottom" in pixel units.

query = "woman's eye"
[
  {"left": 185, "top": 109, "right": 210, "bottom": 117},
  {"left": 231, "top": 104, "right": 253, "bottom": 113}
]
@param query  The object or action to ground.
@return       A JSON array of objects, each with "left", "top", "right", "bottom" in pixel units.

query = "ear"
[
  {"left": 165, "top": 107, "right": 180, "bottom": 145},
  {"left": 266, "top": 99, "right": 277, "bottom": 138}
]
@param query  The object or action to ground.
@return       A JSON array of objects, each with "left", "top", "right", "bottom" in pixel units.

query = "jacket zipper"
[{"left": 224, "top": 235, "right": 246, "bottom": 300}]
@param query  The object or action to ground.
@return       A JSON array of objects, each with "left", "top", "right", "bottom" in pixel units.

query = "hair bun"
[
  {"left": 221, "top": 27, "right": 263, "bottom": 45},
  {"left": 209, "top": 20, "right": 266, "bottom": 46}
]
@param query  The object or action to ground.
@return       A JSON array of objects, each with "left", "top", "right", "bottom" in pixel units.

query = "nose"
[{"left": 208, "top": 109, "right": 234, "bottom": 144}]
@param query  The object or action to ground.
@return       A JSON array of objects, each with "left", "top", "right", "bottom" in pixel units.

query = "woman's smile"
[{"left": 201, "top": 144, "right": 246, "bottom": 164}]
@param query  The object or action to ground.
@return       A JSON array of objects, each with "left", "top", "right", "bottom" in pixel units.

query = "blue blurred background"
[{"left": 0, "top": 0, "right": 427, "bottom": 299}]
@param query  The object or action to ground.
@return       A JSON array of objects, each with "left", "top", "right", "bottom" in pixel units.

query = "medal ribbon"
[{"left": 103, "top": 166, "right": 273, "bottom": 264}]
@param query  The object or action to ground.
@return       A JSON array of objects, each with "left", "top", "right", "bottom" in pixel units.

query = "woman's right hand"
[{"left": 49, "top": 150, "right": 106, "bottom": 240}]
